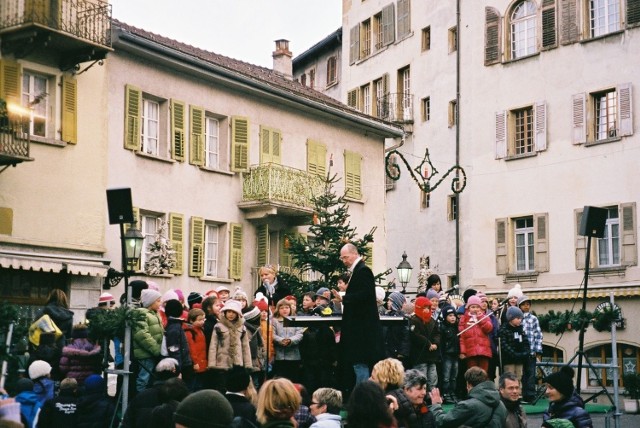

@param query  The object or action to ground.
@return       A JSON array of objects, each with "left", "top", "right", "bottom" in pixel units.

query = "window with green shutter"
[
  {"left": 307, "top": 139, "right": 327, "bottom": 177},
  {"left": 169, "top": 213, "right": 184, "bottom": 274},
  {"left": 124, "top": 85, "right": 141, "bottom": 151},
  {"left": 189, "top": 217, "right": 205, "bottom": 277},
  {"left": 344, "top": 151, "right": 362, "bottom": 200},
  {"left": 0, "top": 59, "right": 22, "bottom": 105},
  {"left": 231, "top": 117, "right": 249, "bottom": 172},
  {"left": 189, "top": 105, "right": 205, "bottom": 166},
  {"left": 259, "top": 125, "right": 282, "bottom": 164},
  {"left": 61, "top": 75, "right": 77, "bottom": 144},
  {"left": 257, "top": 224, "right": 270, "bottom": 268},
  {"left": 230, "top": 223, "right": 243, "bottom": 280},
  {"left": 170, "top": 99, "right": 185, "bottom": 161}
]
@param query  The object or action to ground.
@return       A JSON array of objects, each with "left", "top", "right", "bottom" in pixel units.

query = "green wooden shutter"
[
  {"left": 260, "top": 125, "right": 271, "bottom": 164},
  {"left": 272, "top": 129, "right": 281, "bottom": 164},
  {"left": 61, "top": 75, "right": 77, "bottom": 144},
  {"left": 344, "top": 151, "right": 362, "bottom": 199},
  {"left": 189, "top": 216, "right": 205, "bottom": 277},
  {"left": 621, "top": 203, "right": 637, "bottom": 266},
  {"left": 0, "top": 59, "right": 22, "bottom": 105},
  {"left": 230, "top": 223, "right": 243, "bottom": 280},
  {"left": 364, "top": 244, "right": 374, "bottom": 269},
  {"left": 496, "top": 218, "right": 508, "bottom": 274},
  {"left": 124, "top": 85, "right": 141, "bottom": 150},
  {"left": 170, "top": 99, "right": 185, "bottom": 161},
  {"left": 231, "top": 116, "right": 249, "bottom": 172},
  {"left": 307, "top": 139, "right": 327, "bottom": 177},
  {"left": 534, "top": 213, "right": 549, "bottom": 272},
  {"left": 169, "top": 213, "right": 184, "bottom": 275},
  {"left": 189, "top": 105, "right": 205, "bottom": 166},
  {"left": 257, "top": 224, "right": 270, "bottom": 268}
]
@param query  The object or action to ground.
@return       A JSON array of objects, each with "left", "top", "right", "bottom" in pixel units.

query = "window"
[
  {"left": 307, "top": 139, "right": 327, "bottom": 177},
  {"left": 326, "top": 56, "right": 337, "bottom": 86},
  {"left": 361, "top": 18, "right": 372, "bottom": 57},
  {"left": 421, "top": 26, "right": 431, "bottom": 51},
  {"left": 205, "top": 223, "right": 220, "bottom": 277},
  {"left": 572, "top": 84, "right": 633, "bottom": 144},
  {"left": 586, "top": 343, "right": 639, "bottom": 388},
  {"left": 511, "top": 0, "right": 537, "bottom": 59},
  {"left": 347, "top": 88, "right": 360, "bottom": 110},
  {"left": 309, "top": 69, "right": 315, "bottom": 89},
  {"left": 141, "top": 213, "right": 161, "bottom": 268},
  {"left": 361, "top": 84, "right": 371, "bottom": 114},
  {"left": 374, "top": 12, "right": 384, "bottom": 50},
  {"left": 373, "top": 75, "right": 388, "bottom": 118},
  {"left": 344, "top": 150, "right": 362, "bottom": 200},
  {"left": 421, "top": 97, "right": 430, "bottom": 122},
  {"left": 398, "top": 66, "right": 411, "bottom": 121},
  {"left": 496, "top": 213, "right": 549, "bottom": 275},
  {"left": 21, "top": 71, "right": 48, "bottom": 138},
  {"left": 515, "top": 217, "right": 534, "bottom": 272},
  {"left": 301, "top": 74, "right": 307, "bottom": 87},
  {"left": 448, "top": 195, "right": 458, "bottom": 221},
  {"left": 495, "top": 102, "right": 547, "bottom": 159},
  {"left": 448, "top": 100, "right": 457, "bottom": 127},
  {"left": 205, "top": 116, "right": 219, "bottom": 169},
  {"left": 397, "top": 0, "right": 411, "bottom": 39},
  {"left": 448, "top": 26, "right": 458, "bottom": 53},
  {"left": 259, "top": 126, "right": 282, "bottom": 164},
  {"left": 575, "top": 203, "right": 637, "bottom": 270},
  {"left": 141, "top": 99, "right": 160, "bottom": 155},
  {"left": 590, "top": 0, "right": 621, "bottom": 37},
  {"left": 420, "top": 191, "right": 430, "bottom": 209},
  {"left": 514, "top": 107, "right": 534, "bottom": 155},
  {"left": 597, "top": 207, "right": 621, "bottom": 266}
]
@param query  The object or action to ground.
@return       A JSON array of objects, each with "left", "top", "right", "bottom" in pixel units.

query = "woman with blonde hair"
[
  {"left": 371, "top": 358, "right": 405, "bottom": 392},
  {"left": 257, "top": 378, "right": 301, "bottom": 427},
  {"left": 255, "top": 265, "right": 291, "bottom": 307}
]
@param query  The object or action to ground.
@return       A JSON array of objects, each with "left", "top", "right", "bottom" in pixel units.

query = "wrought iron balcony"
[
  {"left": 377, "top": 92, "right": 414, "bottom": 123},
  {"left": 0, "top": 116, "right": 32, "bottom": 168},
  {"left": 0, "top": 0, "right": 112, "bottom": 70},
  {"left": 239, "top": 163, "right": 325, "bottom": 218}
]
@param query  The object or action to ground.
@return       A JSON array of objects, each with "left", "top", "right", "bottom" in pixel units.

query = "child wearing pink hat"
[{"left": 458, "top": 295, "right": 493, "bottom": 372}]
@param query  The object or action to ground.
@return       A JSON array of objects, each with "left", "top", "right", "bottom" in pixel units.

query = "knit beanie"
[
  {"left": 146, "top": 280, "right": 160, "bottom": 291},
  {"left": 253, "top": 298, "right": 268, "bottom": 312},
  {"left": 129, "top": 280, "right": 148, "bottom": 299},
  {"left": 174, "top": 390, "right": 234, "bottom": 428},
  {"left": 506, "top": 306, "right": 524, "bottom": 322},
  {"left": 84, "top": 374, "right": 105, "bottom": 394},
  {"left": 544, "top": 366, "right": 575, "bottom": 398},
  {"left": 442, "top": 304, "right": 457, "bottom": 319},
  {"left": 162, "top": 289, "right": 180, "bottom": 303},
  {"left": 187, "top": 292, "right": 203, "bottom": 308},
  {"left": 15, "top": 378, "right": 34, "bottom": 393},
  {"left": 414, "top": 297, "right": 432, "bottom": 323},
  {"left": 476, "top": 292, "right": 487, "bottom": 302},
  {"left": 164, "top": 299, "right": 183, "bottom": 318},
  {"left": 98, "top": 292, "right": 115, "bottom": 305},
  {"left": 426, "top": 289, "right": 440, "bottom": 300},
  {"left": 215, "top": 285, "right": 230, "bottom": 294},
  {"left": 28, "top": 360, "right": 51, "bottom": 380},
  {"left": 71, "top": 323, "right": 89, "bottom": 339},
  {"left": 466, "top": 295, "right": 482, "bottom": 308},
  {"left": 233, "top": 287, "right": 248, "bottom": 301},
  {"left": 221, "top": 299, "right": 243, "bottom": 317},
  {"left": 462, "top": 288, "right": 477, "bottom": 303},
  {"left": 225, "top": 365, "right": 251, "bottom": 393},
  {"left": 141, "top": 289, "right": 162, "bottom": 308},
  {"left": 243, "top": 305, "right": 261, "bottom": 322},
  {"left": 387, "top": 291, "right": 406, "bottom": 312},
  {"left": 174, "top": 289, "right": 185, "bottom": 304},
  {"left": 517, "top": 295, "right": 531, "bottom": 306},
  {"left": 156, "top": 357, "right": 180, "bottom": 373},
  {"left": 317, "top": 287, "right": 330, "bottom": 296},
  {"left": 507, "top": 283, "right": 524, "bottom": 299}
]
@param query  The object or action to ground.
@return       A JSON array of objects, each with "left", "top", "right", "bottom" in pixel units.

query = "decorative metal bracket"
[{"left": 385, "top": 148, "right": 467, "bottom": 194}]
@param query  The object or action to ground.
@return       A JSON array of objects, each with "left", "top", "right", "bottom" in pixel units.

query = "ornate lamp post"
[{"left": 396, "top": 251, "right": 413, "bottom": 293}]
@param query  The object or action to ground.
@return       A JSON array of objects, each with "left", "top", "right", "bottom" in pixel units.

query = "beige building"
[
  {"left": 104, "top": 21, "right": 403, "bottom": 298},
  {"left": 0, "top": 0, "right": 113, "bottom": 321},
  {"left": 298, "top": 0, "right": 640, "bottom": 391}
]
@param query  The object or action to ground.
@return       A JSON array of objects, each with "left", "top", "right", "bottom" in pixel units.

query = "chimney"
[{"left": 272, "top": 39, "right": 292, "bottom": 80}]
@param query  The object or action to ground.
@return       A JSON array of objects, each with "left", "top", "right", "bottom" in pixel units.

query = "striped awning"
[
  {"left": 487, "top": 285, "right": 640, "bottom": 301},
  {"left": 0, "top": 251, "right": 110, "bottom": 277}
]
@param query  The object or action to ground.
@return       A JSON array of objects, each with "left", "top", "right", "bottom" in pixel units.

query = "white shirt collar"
[{"left": 349, "top": 256, "right": 362, "bottom": 272}]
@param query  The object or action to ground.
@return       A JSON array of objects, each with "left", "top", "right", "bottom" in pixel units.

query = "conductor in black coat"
[{"left": 339, "top": 243, "right": 384, "bottom": 386}]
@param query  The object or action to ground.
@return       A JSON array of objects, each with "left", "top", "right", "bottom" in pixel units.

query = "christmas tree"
[
  {"left": 281, "top": 172, "right": 376, "bottom": 297},
  {"left": 144, "top": 220, "right": 176, "bottom": 275}
]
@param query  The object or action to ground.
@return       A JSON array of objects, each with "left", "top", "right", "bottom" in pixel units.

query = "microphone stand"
[
  {"left": 457, "top": 300, "right": 507, "bottom": 337},
  {"left": 263, "top": 282, "right": 273, "bottom": 384}
]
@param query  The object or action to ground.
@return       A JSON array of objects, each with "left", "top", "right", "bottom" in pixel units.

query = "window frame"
[
  {"left": 421, "top": 96, "right": 431, "bottom": 122},
  {"left": 448, "top": 26, "right": 458, "bottom": 53},
  {"left": 421, "top": 26, "right": 431, "bottom": 51},
  {"left": 361, "top": 18, "right": 372, "bottom": 58},
  {"left": 326, "top": 56, "right": 338, "bottom": 87},
  {"left": 204, "top": 222, "right": 221, "bottom": 278},
  {"left": 496, "top": 213, "right": 549, "bottom": 275},
  {"left": 597, "top": 207, "right": 621, "bottom": 267},
  {"left": 509, "top": 0, "right": 538, "bottom": 59},
  {"left": 514, "top": 216, "right": 535, "bottom": 272},
  {"left": 205, "top": 115, "right": 220, "bottom": 169},
  {"left": 141, "top": 212, "right": 162, "bottom": 269},
  {"left": 496, "top": 101, "right": 547, "bottom": 159},
  {"left": 21, "top": 70, "right": 50, "bottom": 138},
  {"left": 589, "top": 0, "right": 622, "bottom": 38}
]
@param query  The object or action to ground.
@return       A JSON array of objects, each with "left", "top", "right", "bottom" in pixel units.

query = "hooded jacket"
[
  {"left": 183, "top": 322, "right": 207, "bottom": 373},
  {"left": 133, "top": 307, "right": 164, "bottom": 360},
  {"left": 164, "top": 317, "right": 193, "bottom": 371},
  {"left": 59, "top": 338, "right": 103, "bottom": 384},
  {"left": 458, "top": 311, "right": 493, "bottom": 358},
  {"left": 429, "top": 380, "right": 507, "bottom": 428},
  {"left": 15, "top": 390, "right": 43, "bottom": 428},
  {"left": 208, "top": 314, "right": 252, "bottom": 370},
  {"left": 543, "top": 392, "right": 593, "bottom": 428}
]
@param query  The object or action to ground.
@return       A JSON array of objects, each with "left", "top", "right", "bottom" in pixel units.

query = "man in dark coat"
[
  {"left": 37, "top": 377, "right": 79, "bottom": 428},
  {"left": 338, "top": 243, "right": 384, "bottom": 386}
]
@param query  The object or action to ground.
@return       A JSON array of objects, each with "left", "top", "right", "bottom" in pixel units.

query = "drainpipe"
[{"left": 455, "top": 0, "right": 461, "bottom": 285}]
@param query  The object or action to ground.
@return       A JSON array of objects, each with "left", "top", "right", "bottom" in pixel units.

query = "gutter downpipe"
[{"left": 455, "top": 0, "right": 461, "bottom": 286}]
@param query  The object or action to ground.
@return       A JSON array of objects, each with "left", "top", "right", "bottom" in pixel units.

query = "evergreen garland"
[
  {"left": 538, "top": 308, "right": 622, "bottom": 334},
  {"left": 86, "top": 306, "right": 145, "bottom": 341}
]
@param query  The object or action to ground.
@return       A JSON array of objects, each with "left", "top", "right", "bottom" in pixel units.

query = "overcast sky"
[{"left": 109, "top": 0, "right": 342, "bottom": 68}]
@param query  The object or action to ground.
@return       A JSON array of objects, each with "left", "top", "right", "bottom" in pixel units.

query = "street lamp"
[
  {"left": 123, "top": 225, "right": 144, "bottom": 271},
  {"left": 396, "top": 251, "right": 413, "bottom": 293}
]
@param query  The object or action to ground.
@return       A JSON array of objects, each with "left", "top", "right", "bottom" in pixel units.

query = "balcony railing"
[
  {"left": 0, "top": 117, "right": 31, "bottom": 166},
  {"left": 0, "top": 0, "right": 112, "bottom": 48},
  {"left": 242, "top": 163, "right": 325, "bottom": 211},
  {"left": 377, "top": 92, "right": 414, "bottom": 122}
]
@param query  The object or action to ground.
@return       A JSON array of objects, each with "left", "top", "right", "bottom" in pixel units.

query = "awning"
[
  {"left": 486, "top": 285, "right": 640, "bottom": 301},
  {"left": 0, "top": 251, "right": 110, "bottom": 277}
]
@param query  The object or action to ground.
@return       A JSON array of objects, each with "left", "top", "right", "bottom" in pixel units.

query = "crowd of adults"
[{"left": 0, "top": 243, "right": 594, "bottom": 428}]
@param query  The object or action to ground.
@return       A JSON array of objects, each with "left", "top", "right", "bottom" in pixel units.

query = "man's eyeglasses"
[{"left": 310, "top": 401, "right": 322, "bottom": 407}]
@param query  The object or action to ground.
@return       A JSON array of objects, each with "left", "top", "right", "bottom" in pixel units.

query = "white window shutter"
[
  {"left": 534, "top": 213, "right": 549, "bottom": 272},
  {"left": 496, "top": 218, "right": 509, "bottom": 274},
  {"left": 495, "top": 111, "right": 507, "bottom": 159},
  {"left": 349, "top": 25, "right": 360, "bottom": 64},
  {"left": 572, "top": 93, "right": 586, "bottom": 144},
  {"left": 575, "top": 208, "right": 586, "bottom": 270},
  {"left": 535, "top": 101, "right": 548, "bottom": 152},
  {"left": 617, "top": 83, "right": 633, "bottom": 137},
  {"left": 621, "top": 202, "right": 637, "bottom": 266}
]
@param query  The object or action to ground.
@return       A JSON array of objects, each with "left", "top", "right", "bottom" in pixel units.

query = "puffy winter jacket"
[
  {"left": 15, "top": 390, "right": 43, "bottom": 428},
  {"left": 543, "top": 392, "right": 593, "bottom": 428},
  {"left": 409, "top": 314, "right": 441, "bottom": 366},
  {"left": 183, "top": 322, "right": 207, "bottom": 373},
  {"left": 133, "top": 308, "right": 164, "bottom": 360},
  {"left": 429, "top": 380, "right": 507, "bottom": 428},
  {"left": 498, "top": 322, "right": 530, "bottom": 364},
  {"left": 458, "top": 311, "right": 493, "bottom": 359},
  {"left": 164, "top": 317, "right": 192, "bottom": 371},
  {"left": 59, "top": 338, "right": 103, "bottom": 384}
]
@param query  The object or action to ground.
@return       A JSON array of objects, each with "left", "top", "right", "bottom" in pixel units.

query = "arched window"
[
  {"left": 586, "top": 342, "right": 639, "bottom": 388},
  {"left": 511, "top": 0, "right": 537, "bottom": 59}
]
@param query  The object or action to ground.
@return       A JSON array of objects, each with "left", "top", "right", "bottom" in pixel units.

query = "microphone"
[{"left": 442, "top": 284, "right": 459, "bottom": 295}]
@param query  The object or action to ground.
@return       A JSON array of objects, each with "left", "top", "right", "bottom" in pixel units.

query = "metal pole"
[
  {"left": 120, "top": 222, "right": 132, "bottom": 415},
  {"left": 610, "top": 292, "right": 621, "bottom": 428},
  {"left": 576, "top": 234, "right": 592, "bottom": 393}
]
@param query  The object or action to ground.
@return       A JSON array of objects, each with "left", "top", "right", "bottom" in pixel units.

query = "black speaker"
[
  {"left": 579, "top": 206, "right": 608, "bottom": 238},
  {"left": 106, "top": 188, "right": 134, "bottom": 225}
]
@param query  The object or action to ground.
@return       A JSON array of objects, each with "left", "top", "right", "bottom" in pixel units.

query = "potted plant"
[{"left": 623, "top": 372, "right": 640, "bottom": 413}]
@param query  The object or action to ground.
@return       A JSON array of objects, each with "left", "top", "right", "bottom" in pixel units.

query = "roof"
[
  {"left": 293, "top": 27, "right": 342, "bottom": 68},
  {"left": 112, "top": 21, "right": 402, "bottom": 137}
]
